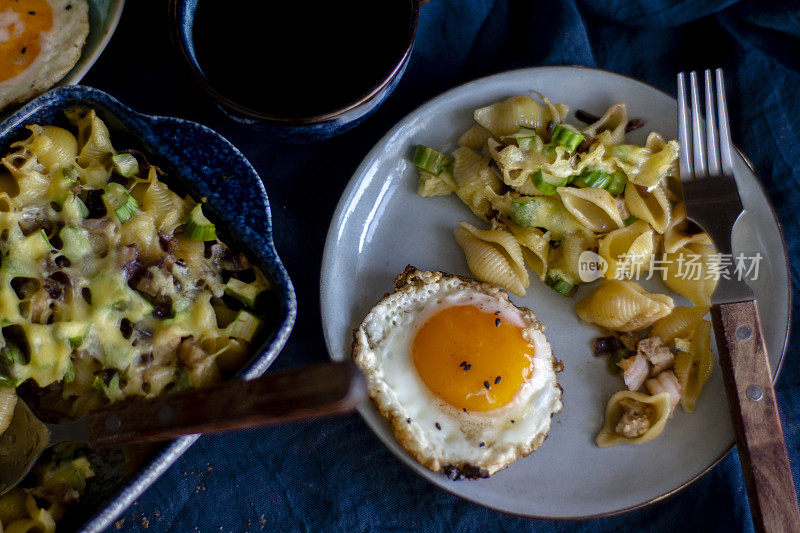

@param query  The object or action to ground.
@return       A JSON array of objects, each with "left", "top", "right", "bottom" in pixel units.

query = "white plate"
[{"left": 320, "top": 66, "right": 790, "bottom": 519}]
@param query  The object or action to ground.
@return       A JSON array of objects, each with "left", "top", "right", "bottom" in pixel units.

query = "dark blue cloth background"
[{"left": 84, "top": 1, "right": 800, "bottom": 531}]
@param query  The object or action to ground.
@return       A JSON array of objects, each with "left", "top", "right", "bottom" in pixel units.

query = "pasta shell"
[
  {"left": 451, "top": 147, "right": 502, "bottom": 220},
  {"left": 624, "top": 183, "right": 671, "bottom": 234},
  {"left": 66, "top": 108, "right": 115, "bottom": 167},
  {"left": 454, "top": 221, "right": 529, "bottom": 296},
  {"left": 0, "top": 387, "right": 16, "bottom": 435},
  {"left": 575, "top": 279, "right": 674, "bottom": 331},
  {"left": 548, "top": 229, "right": 595, "bottom": 283},
  {"left": 25, "top": 125, "right": 78, "bottom": 171},
  {"left": 673, "top": 320, "right": 713, "bottom": 412},
  {"left": 650, "top": 306, "right": 710, "bottom": 346},
  {"left": 581, "top": 103, "right": 628, "bottom": 146},
  {"left": 507, "top": 222, "right": 549, "bottom": 281},
  {"left": 662, "top": 243, "right": 718, "bottom": 306},
  {"left": 595, "top": 390, "right": 672, "bottom": 447},
  {"left": 474, "top": 95, "right": 562, "bottom": 137},
  {"left": 598, "top": 220, "right": 657, "bottom": 279},
  {"left": 457, "top": 124, "right": 495, "bottom": 150},
  {"left": 557, "top": 186, "right": 624, "bottom": 233},
  {"left": 663, "top": 202, "right": 713, "bottom": 254},
  {"left": 614, "top": 135, "right": 679, "bottom": 189}
]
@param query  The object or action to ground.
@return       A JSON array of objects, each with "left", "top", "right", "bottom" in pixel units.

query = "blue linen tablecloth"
[{"left": 85, "top": 1, "right": 800, "bottom": 531}]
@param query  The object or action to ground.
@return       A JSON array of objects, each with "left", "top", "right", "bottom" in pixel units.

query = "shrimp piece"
[
  {"left": 646, "top": 370, "right": 682, "bottom": 410},
  {"left": 617, "top": 353, "right": 648, "bottom": 391}
]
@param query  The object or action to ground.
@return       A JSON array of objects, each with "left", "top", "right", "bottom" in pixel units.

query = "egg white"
[
  {"left": 0, "top": 0, "right": 89, "bottom": 110},
  {"left": 353, "top": 267, "right": 562, "bottom": 479}
]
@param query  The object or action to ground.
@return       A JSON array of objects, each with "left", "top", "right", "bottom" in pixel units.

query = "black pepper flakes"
[
  {"left": 406, "top": 418, "right": 411, "bottom": 424},
  {"left": 435, "top": 422, "right": 441, "bottom": 430},
  {"left": 479, "top": 442, "right": 485, "bottom": 448},
  {"left": 459, "top": 361, "right": 472, "bottom": 371},
  {"left": 494, "top": 376, "right": 501, "bottom": 384},
  {"left": 65, "top": 4, "right": 72, "bottom": 9},
  {"left": 483, "top": 381, "right": 490, "bottom": 390},
  {"left": 28, "top": 10, "right": 35, "bottom": 15},
  {"left": 495, "top": 318, "right": 501, "bottom": 327},
  {"left": 20, "top": 47, "right": 26, "bottom": 54},
  {"left": 510, "top": 419, "right": 515, "bottom": 424}
]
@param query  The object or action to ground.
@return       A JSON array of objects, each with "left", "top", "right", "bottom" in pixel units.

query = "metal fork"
[{"left": 678, "top": 69, "right": 800, "bottom": 533}]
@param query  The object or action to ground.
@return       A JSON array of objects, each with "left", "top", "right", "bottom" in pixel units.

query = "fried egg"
[
  {"left": 353, "top": 267, "right": 562, "bottom": 479},
  {"left": 0, "top": 0, "right": 89, "bottom": 111}
]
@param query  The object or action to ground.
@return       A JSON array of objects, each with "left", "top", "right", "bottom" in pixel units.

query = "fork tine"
[
  {"left": 677, "top": 72, "right": 693, "bottom": 181},
  {"left": 689, "top": 71, "right": 707, "bottom": 178},
  {"left": 716, "top": 68, "right": 735, "bottom": 175},
  {"left": 704, "top": 70, "right": 721, "bottom": 176}
]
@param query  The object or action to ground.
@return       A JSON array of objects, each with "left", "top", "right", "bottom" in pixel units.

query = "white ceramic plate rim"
[
  {"left": 320, "top": 65, "right": 791, "bottom": 519},
  {"left": 61, "top": 0, "right": 126, "bottom": 87}
]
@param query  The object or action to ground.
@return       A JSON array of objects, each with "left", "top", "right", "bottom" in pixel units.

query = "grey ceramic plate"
[{"left": 320, "top": 66, "right": 790, "bottom": 519}]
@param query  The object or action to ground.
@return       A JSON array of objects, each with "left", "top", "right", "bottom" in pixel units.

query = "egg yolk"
[
  {"left": 0, "top": 0, "right": 53, "bottom": 83},
  {"left": 411, "top": 305, "right": 535, "bottom": 411}
]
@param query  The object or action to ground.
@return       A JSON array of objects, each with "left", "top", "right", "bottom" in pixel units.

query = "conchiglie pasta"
[
  {"left": 557, "top": 186, "right": 624, "bottom": 233},
  {"left": 662, "top": 243, "right": 718, "bottom": 306},
  {"left": 457, "top": 124, "right": 495, "bottom": 150},
  {"left": 25, "top": 125, "right": 78, "bottom": 171},
  {"left": 548, "top": 229, "right": 595, "bottom": 284},
  {"left": 649, "top": 305, "right": 710, "bottom": 346},
  {"left": 624, "top": 183, "right": 671, "bottom": 234},
  {"left": 454, "top": 221, "right": 529, "bottom": 296},
  {"left": 575, "top": 279, "right": 674, "bottom": 332},
  {"left": 595, "top": 391, "right": 672, "bottom": 447},
  {"left": 673, "top": 319, "right": 714, "bottom": 412},
  {"left": 0, "top": 387, "right": 17, "bottom": 434},
  {"left": 581, "top": 102, "right": 628, "bottom": 146},
  {"left": 473, "top": 95, "right": 565, "bottom": 137},
  {"left": 507, "top": 222, "right": 549, "bottom": 281},
  {"left": 451, "top": 147, "right": 503, "bottom": 220},
  {"left": 663, "top": 202, "right": 712, "bottom": 254},
  {"left": 598, "top": 220, "right": 657, "bottom": 279},
  {"left": 612, "top": 133, "right": 679, "bottom": 189},
  {"left": 66, "top": 108, "right": 115, "bottom": 168}
]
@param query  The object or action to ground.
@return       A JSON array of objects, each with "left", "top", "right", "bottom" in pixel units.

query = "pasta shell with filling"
[
  {"left": 598, "top": 220, "right": 657, "bottom": 279},
  {"left": 625, "top": 183, "right": 671, "bottom": 234},
  {"left": 454, "top": 221, "right": 529, "bottom": 296},
  {"left": 673, "top": 320, "right": 714, "bottom": 412},
  {"left": 557, "top": 186, "right": 624, "bottom": 233},
  {"left": 595, "top": 390, "right": 672, "bottom": 447},
  {"left": 575, "top": 279, "right": 674, "bottom": 331}
]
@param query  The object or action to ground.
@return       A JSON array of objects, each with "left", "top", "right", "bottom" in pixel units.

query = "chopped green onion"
[
  {"left": 225, "top": 310, "right": 262, "bottom": 341},
  {"left": 606, "top": 171, "right": 627, "bottom": 196},
  {"left": 545, "top": 272, "right": 577, "bottom": 296},
  {"left": 92, "top": 373, "right": 125, "bottom": 402},
  {"left": 516, "top": 130, "right": 544, "bottom": 153},
  {"left": 185, "top": 203, "right": 217, "bottom": 241},
  {"left": 111, "top": 153, "right": 139, "bottom": 177},
  {"left": 103, "top": 183, "right": 138, "bottom": 223},
  {"left": 610, "top": 145, "right": 649, "bottom": 165},
  {"left": 0, "top": 342, "right": 25, "bottom": 388},
  {"left": 64, "top": 360, "right": 75, "bottom": 383},
  {"left": 412, "top": 145, "right": 453, "bottom": 176},
  {"left": 60, "top": 166, "right": 79, "bottom": 183},
  {"left": 224, "top": 278, "right": 261, "bottom": 308},
  {"left": 170, "top": 368, "right": 193, "bottom": 393},
  {"left": 63, "top": 195, "right": 89, "bottom": 218},
  {"left": 532, "top": 169, "right": 568, "bottom": 195},
  {"left": 623, "top": 215, "right": 638, "bottom": 226},
  {"left": 607, "top": 348, "right": 631, "bottom": 374},
  {"left": 550, "top": 124, "right": 584, "bottom": 151}
]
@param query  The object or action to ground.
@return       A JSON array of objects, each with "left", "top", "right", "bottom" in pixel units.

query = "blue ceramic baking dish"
[{"left": 0, "top": 85, "right": 297, "bottom": 532}]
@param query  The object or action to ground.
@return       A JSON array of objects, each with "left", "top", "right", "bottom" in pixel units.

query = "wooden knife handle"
[
  {"left": 86, "top": 361, "right": 366, "bottom": 447},
  {"left": 712, "top": 300, "right": 800, "bottom": 533}
]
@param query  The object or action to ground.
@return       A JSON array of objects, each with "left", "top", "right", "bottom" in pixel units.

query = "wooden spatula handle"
[
  {"left": 86, "top": 361, "right": 366, "bottom": 447},
  {"left": 712, "top": 300, "right": 800, "bottom": 533}
]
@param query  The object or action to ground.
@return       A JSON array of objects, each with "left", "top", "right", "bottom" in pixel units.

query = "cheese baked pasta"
[{"left": 0, "top": 108, "right": 272, "bottom": 529}]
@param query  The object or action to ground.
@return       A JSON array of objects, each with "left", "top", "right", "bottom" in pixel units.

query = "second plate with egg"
[{"left": 320, "top": 66, "right": 790, "bottom": 518}]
